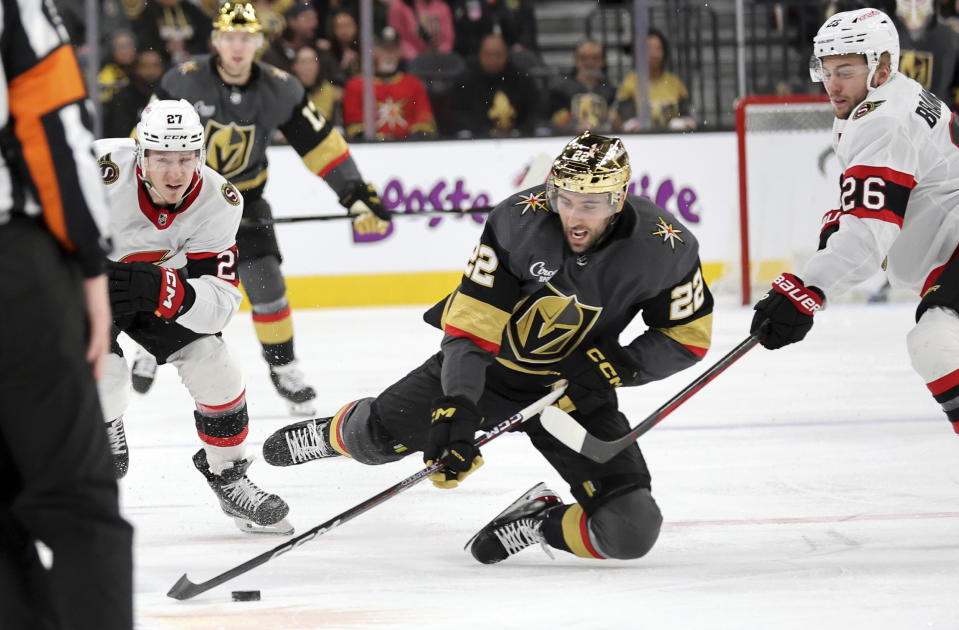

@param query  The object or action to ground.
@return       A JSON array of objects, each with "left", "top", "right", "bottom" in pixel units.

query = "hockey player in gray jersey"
[
  {"left": 262, "top": 132, "right": 714, "bottom": 564},
  {"left": 153, "top": 2, "right": 391, "bottom": 415}
]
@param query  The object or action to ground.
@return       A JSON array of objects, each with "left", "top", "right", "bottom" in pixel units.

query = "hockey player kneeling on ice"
[
  {"left": 264, "top": 132, "right": 714, "bottom": 562},
  {"left": 96, "top": 100, "right": 292, "bottom": 535}
]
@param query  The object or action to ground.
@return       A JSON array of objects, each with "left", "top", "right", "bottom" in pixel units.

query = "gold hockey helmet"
[
  {"left": 547, "top": 131, "right": 631, "bottom": 214},
  {"left": 213, "top": 2, "right": 263, "bottom": 33}
]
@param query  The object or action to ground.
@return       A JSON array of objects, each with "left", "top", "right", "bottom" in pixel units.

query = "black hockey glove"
[
  {"left": 106, "top": 260, "right": 194, "bottom": 319},
  {"left": 751, "top": 273, "right": 824, "bottom": 350},
  {"left": 557, "top": 341, "right": 638, "bottom": 414},
  {"left": 423, "top": 395, "right": 484, "bottom": 489},
  {"left": 340, "top": 182, "right": 391, "bottom": 236}
]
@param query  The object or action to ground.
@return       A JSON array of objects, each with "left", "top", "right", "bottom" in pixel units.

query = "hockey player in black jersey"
[
  {"left": 263, "top": 132, "right": 714, "bottom": 564},
  {"left": 154, "top": 2, "right": 391, "bottom": 415}
]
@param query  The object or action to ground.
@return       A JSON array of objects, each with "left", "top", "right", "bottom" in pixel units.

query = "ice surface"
[{"left": 120, "top": 299, "right": 958, "bottom": 629}]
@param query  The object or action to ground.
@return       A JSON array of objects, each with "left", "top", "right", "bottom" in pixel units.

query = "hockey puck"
[{"left": 231, "top": 590, "right": 261, "bottom": 602}]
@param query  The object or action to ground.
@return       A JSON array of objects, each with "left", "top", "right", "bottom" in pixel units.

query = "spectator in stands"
[
  {"left": 388, "top": 0, "right": 456, "bottom": 61},
  {"left": 98, "top": 30, "right": 138, "bottom": 104},
  {"left": 893, "top": 0, "right": 959, "bottom": 109},
  {"left": 549, "top": 39, "right": 616, "bottom": 134},
  {"left": 939, "top": 0, "right": 959, "bottom": 32},
  {"left": 252, "top": 0, "right": 288, "bottom": 43},
  {"left": 101, "top": 50, "right": 165, "bottom": 138},
  {"left": 343, "top": 27, "right": 438, "bottom": 140},
  {"left": 448, "top": 0, "right": 538, "bottom": 58},
  {"left": 322, "top": 8, "right": 362, "bottom": 83},
  {"left": 290, "top": 44, "right": 343, "bottom": 125},
  {"left": 262, "top": 1, "right": 325, "bottom": 72},
  {"left": 613, "top": 27, "right": 695, "bottom": 131},
  {"left": 455, "top": 32, "right": 539, "bottom": 137},
  {"left": 489, "top": 0, "right": 538, "bottom": 53},
  {"left": 133, "top": 0, "right": 212, "bottom": 66},
  {"left": 54, "top": 0, "right": 133, "bottom": 69}
]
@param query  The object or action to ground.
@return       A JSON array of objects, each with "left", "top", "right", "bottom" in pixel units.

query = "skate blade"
[
  {"left": 286, "top": 400, "right": 317, "bottom": 416},
  {"left": 232, "top": 516, "right": 295, "bottom": 536}
]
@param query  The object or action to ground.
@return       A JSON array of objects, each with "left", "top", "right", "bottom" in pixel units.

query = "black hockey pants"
[{"left": 0, "top": 218, "right": 133, "bottom": 630}]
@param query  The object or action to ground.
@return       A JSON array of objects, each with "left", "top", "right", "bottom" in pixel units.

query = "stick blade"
[
  {"left": 539, "top": 406, "right": 587, "bottom": 453},
  {"left": 167, "top": 573, "right": 201, "bottom": 600}
]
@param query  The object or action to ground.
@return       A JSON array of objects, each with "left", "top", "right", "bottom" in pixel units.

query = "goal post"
[{"left": 735, "top": 94, "right": 835, "bottom": 305}]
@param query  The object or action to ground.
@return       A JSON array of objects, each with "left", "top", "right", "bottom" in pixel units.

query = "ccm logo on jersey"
[
  {"left": 586, "top": 347, "right": 623, "bottom": 387},
  {"left": 771, "top": 273, "right": 823, "bottom": 315}
]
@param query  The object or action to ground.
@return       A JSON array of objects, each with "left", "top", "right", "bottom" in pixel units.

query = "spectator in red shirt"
[{"left": 343, "top": 27, "right": 438, "bottom": 139}]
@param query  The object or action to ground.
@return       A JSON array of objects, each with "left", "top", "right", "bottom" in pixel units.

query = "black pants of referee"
[{"left": 0, "top": 217, "right": 133, "bottom": 630}]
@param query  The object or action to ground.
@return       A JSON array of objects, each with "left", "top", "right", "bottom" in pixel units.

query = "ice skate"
[
  {"left": 465, "top": 482, "right": 563, "bottom": 564},
  {"left": 262, "top": 417, "right": 341, "bottom": 466},
  {"left": 105, "top": 416, "right": 129, "bottom": 479},
  {"left": 269, "top": 361, "right": 317, "bottom": 416},
  {"left": 192, "top": 449, "right": 294, "bottom": 535},
  {"left": 130, "top": 349, "right": 158, "bottom": 394}
]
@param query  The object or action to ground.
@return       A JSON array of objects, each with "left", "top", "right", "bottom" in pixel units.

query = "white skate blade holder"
[{"left": 233, "top": 517, "right": 295, "bottom": 536}]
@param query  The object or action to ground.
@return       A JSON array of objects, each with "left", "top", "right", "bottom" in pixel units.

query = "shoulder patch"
[
  {"left": 178, "top": 60, "right": 199, "bottom": 74},
  {"left": 651, "top": 216, "right": 685, "bottom": 249},
  {"left": 98, "top": 155, "right": 120, "bottom": 185},
  {"left": 513, "top": 191, "right": 551, "bottom": 214},
  {"left": 852, "top": 100, "right": 884, "bottom": 120},
  {"left": 268, "top": 66, "right": 290, "bottom": 82},
  {"left": 221, "top": 182, "right": 242, "bottom": 206}
]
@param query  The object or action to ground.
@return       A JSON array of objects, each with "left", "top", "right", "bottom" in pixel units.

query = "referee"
[{"left": 0, "top": 1, "right": 133, "bottom": 628}]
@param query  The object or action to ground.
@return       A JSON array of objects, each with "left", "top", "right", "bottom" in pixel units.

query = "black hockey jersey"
[
  {"left": 155, "top": 55, "right": 363, "bottom": 201},
  {"left": 426, "top": 189, "right": 713, "bottom": 400}
]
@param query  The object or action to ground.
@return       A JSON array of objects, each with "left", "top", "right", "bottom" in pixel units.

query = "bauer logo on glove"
[{"left": 770, "top": 273, "right": 823, "bottom": 315}]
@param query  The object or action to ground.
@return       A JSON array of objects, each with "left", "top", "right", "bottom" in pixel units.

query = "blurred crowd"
[{"left": 55, "top": 0, "right": 696, "bottom": 142}]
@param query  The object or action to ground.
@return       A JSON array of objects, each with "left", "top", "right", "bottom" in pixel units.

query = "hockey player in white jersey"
[
  {"left": 752, "top": 8, "right": 959, "bottom": 434},
  {"left": 96, "top": 100, "right": 292, "bottom": 534}
]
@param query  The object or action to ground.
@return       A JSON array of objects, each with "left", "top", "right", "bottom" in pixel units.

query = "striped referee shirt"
[{"left": 0, "top": 0, "right": 109, "bottom": 276}]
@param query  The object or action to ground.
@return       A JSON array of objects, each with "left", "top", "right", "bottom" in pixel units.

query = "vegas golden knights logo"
[
  {"left": 899, "top": 50, "right": 934, "bottom": 90},
  {"left": 506, "top": 284, "right": 601, "bottom": 363},
  {"left": 204, "top": 120, "right": 255, "bottom": 180}
]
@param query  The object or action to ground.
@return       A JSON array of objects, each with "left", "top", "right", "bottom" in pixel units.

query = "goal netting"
[{"left": 736, "top": 94, "right": 837, "bottom": 305}]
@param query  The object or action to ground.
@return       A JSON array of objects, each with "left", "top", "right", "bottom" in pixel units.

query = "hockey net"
[{"left": 736, "top": 94, "right": 836, "bottom": 305}]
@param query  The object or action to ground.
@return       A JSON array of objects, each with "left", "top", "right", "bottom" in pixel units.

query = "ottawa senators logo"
[
  {"left": 505, "top": 284, "right": 601, "bottom": 363},
  {"left": 221, "top": 183, "right": 241, "bottom": 206},
  {"left": 204, "top": 120, "right": 255, "bottom": 180},
  {"left": 852, "top": 100, "right": 884, "bottom": 120},
  {"left": 98, "top": 156, "right": 119, "bottom": 184}
]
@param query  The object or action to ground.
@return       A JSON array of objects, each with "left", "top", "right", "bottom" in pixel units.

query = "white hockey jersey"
[
  {"left": 803, "top": 72, "right": 959, "bottom": 299},
  {"left": 94, "top": 138, "right": 244, "bottom": 334}
]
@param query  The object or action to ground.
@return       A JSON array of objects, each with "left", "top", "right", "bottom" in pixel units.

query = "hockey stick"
[
  {"left": 241, "top": 206, "right": 493, "bottom": 226},
  {"left": 540, "top": 333, "right": 762, "bottom": 464},
  {"left": 166, "top": 383, "right": 567, "bottom": 600}
]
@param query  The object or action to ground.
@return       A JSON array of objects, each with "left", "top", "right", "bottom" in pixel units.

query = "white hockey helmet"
[
  {"left": 135, "top": 99, "right": 206, "bottom": 174},
  {"left": 810, "top": 8, "right": 899, "bottom": 89}
]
